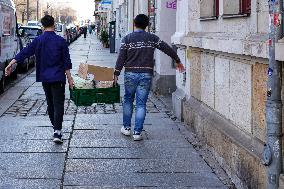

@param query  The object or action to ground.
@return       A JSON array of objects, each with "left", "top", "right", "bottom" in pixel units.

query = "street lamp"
[{"left": 27, "top": 0, "right": 29, "bottom": 21}]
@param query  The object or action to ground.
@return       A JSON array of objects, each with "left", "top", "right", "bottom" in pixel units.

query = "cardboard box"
[{"left": 78, "top": 63, "right": 114, "bottom": 81}]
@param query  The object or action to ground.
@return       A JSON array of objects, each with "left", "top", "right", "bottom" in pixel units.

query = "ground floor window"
[
  {"left": 200, "top": 0, "right": 219, "bottom": 20},
  {"left": 223, "top": 0, "right": 251, "bottom": 16}
]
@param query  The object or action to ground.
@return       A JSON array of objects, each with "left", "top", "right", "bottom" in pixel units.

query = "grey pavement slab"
[
  {"left": 0, "top": 115, "right": 75, "bottom": 124},
  {"left": 75, "top": 114, "right": 176, "bottom": 126},
  {"left": 63, "top": 172, "right": 224, "bottom": 187},
  {"left": 68, "top": 146, "right": 197, "bottom": 159},
  {"left": 0, "top": 153, "right": 65, "bottom": 179},
  {"left": 14, "top": 76, "right": 36, "bottom": 87},
  {"left": 63, "top": 187, "right": 227, "bottom": 189},
  {"left": 0, "top": 86, "right": 28, "bottom": 100},
  {"left": 0, "top": 139, "right": 68, "bottom": 153},
  {"left": 65, "top": 158, "right": 212, "bottom": 174},
  {"left": 65, "top": 187, "right": 226, "bottom": 189},
  {"left": 0, "top": 178, "right": 61, "bottom": 189},
  {"left": 71, "top": 128, "right": 184, "bottom": 141},
  {"left": 0, "top": 124, "right": 70, "bottom": 140},
  {"left": 0, "top": 100, "right": 15, "bottom": 116},
  {"left": 70, "top": 138, "right": 190, "bottom": 148}
]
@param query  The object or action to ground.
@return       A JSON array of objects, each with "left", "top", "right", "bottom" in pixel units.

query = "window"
[
  {"left": 223, "top": 0, "right": 251, "bottom": 17},
  {"left": 200, "top": 0, "right": 219, "bottom": 20}
]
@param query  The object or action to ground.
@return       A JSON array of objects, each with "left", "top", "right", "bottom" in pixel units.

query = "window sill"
[
  {"left": 200, "top": 16, "right": 218, "bottom": 21},
  {"left": 222, "top": 14, "right": 250, "bottom": 19}
]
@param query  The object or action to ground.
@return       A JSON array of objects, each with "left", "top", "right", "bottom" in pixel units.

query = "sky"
[
  {"left": 48, "top": 0, "right": 95, "bottom": 20},
  {"left": 69, "top": 0, "right": 95, "bottom": 20}
]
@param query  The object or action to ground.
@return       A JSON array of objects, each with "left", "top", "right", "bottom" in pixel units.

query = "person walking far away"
[
  {"left": 5, "top": 15, "right": 73, "bottom": 144},
  {"left": 83, "top": 26, "right": 88, "bottom": 39},
  {"left": 114, "top": 14, "right": 185, "bottom": 141}
]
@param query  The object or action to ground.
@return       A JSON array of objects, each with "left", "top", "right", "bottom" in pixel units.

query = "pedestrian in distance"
[
  {"left": 83, "top": 26, "right": 87, "bottom": 39},
  {"left": 114, "top": 14, "right": 185, "bottom": 141},
  {"left": 5, "top": 15, "right": 74, "bottom": 144}
]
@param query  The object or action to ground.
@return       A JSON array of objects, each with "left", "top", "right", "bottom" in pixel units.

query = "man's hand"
[
  {"left": 114, "top": 75, "right": 118, "bottom": 85},
  {"left": 5, "top": 59, "right": 17, "bottom": 76},
  {"left": 175, "top": 62, "right": 185, "bottom": 73},
  {"left": 68, "top": 77, "right": 74, "bottom": 90},
  {"left": 5, "top": 64, "right": 12, "bottom": 76}
]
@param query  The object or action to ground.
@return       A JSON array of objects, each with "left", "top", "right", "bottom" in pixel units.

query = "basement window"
[
  {"left": 223, "top": 0, "right": 251, "bottom": 18},
  {"left": 200, "top": 0, "right": 219, "bottom": 21}
]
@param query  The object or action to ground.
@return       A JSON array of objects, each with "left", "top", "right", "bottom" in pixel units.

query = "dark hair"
[
  {"left": 41, "top": 15, "right": 55, "bottom": 28},
  {"left": 134, "top": 14, "right": 149, "bottom": 29}
]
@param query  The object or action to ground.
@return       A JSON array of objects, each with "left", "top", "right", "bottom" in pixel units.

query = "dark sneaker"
[{"left": 53, "top": 130, "right": 63, "bottom": 144}]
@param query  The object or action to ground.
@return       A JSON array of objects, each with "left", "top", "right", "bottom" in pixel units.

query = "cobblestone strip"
[{"left": 2, "top": 93, "right": 162, "bottom": 117}]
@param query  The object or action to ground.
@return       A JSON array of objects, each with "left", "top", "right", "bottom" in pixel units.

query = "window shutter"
[
  {"left": 215, "top": 0, "right": 219, "bottom": 17},
  {"left": 242, "top": 0, "right": 251, "bottom": 15}
]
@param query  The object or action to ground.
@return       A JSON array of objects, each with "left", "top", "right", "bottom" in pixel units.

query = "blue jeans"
[{"left": 123, "top": 72, "right": 152, "bottom": 133}]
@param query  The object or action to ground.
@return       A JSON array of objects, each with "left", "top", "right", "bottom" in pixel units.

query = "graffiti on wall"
[{"left": 166, "top": 0, "right": 177, "bottom": 9}]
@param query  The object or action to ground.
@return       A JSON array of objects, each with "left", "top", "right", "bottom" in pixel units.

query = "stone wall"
[
  {"left": 172, "top": 0, "right": 284, "bottom": 187},
  {"left": 187, "top": 49, "right": 270, "bottom": 140},
  {"left": 181, "top": 48, "right": 273, "bottom": 187}
]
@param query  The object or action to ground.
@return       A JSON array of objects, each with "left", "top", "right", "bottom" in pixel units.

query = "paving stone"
[
  {"left": 0, "top": 153, "right": 65, "bottom": 179},
  {"left": 63, "top": 172, "right": 224, "bottom": 187},
  {"left": 64, "top": 187, "right": 226, "bottom": 189},
  {"left": 70, "top": 138, "right": 190, "bottom": 148},
  {"left": 65, "top": 158, "right": 212, "bottom": 174},
  {"left": 0, "top": 126, "right": 70, "bottom": 140},
  {"left": 0, "top": 139, "right": 68, "bottom": 153},
  {"left": 68, "top": 146, "right": 197, "bottom": 159},
  {"left": 0, "top": 178, "right": 61, "bottom": 189}
]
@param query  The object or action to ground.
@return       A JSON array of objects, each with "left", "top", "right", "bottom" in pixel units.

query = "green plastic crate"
[{"left": 70, "top": 85, "right": 120, "bottom": 106}]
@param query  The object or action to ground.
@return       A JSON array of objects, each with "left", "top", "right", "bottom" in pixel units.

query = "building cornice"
[{"left": 172, "top": 32, "right": 284, "bottom": 62}]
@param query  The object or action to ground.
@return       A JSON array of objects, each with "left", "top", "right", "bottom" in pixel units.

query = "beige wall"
[{"left": 172, "top": 0, "right": 281, "bottom": 141}]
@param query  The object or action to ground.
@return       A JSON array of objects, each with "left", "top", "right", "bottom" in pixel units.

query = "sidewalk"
[{"left": 0, "top": 35, "right": 228, "bottom": 189}]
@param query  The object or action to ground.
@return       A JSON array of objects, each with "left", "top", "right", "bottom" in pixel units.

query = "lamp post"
[
  {"left": 36, "top": 0, "right": 39, "bottom": 21},
  {"left": 27, "top": 0, "right": 30, "bottom": 21},
  {"left": 263, "top": 0, "right": 283, "bottom": 188}
]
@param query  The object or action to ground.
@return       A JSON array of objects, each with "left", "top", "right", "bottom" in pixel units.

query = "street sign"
[{"left": 97, "top": 0, "right": 112, "bottom": 12}]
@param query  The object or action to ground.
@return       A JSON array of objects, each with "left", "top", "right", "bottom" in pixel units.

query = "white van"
[
  {"left": 55, "top": 23, "right": 67, "bottom": 40},
  {"left": 27, "top": 20, "right": 41, "bottom": 27},
  {"left": 0, "top": 0, "right": 19, "bottom": 93}
]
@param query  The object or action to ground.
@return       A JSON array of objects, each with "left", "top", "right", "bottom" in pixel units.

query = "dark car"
[
  {"left": 17, "top": 32, "right": 35, "bottom": 72},
  {"left": 18, "top": 26, "right": 42, "bottom": 72},
  {"left": 19, "top": 26, "right": 43, "bottom": 41}
]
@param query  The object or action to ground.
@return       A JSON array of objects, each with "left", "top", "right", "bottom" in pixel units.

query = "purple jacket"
[{"left": 15, "top": 31, "right": 72, "bottom": 83}]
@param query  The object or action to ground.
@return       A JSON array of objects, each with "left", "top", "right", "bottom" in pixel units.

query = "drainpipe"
[{"left": 263, "top": 0, "right": 283, "bottom": 188}]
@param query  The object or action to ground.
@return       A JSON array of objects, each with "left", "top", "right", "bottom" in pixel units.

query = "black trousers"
[{"left": 42, "top": 82, "right": 65, "bottom": 130}]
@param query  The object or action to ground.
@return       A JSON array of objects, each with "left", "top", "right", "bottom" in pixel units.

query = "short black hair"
[
  {"left": 41, "top": 15, "right": 55, "bottom": 28},
  {"left": 134, "top": 14, "right": 149, "bottom": 29}
]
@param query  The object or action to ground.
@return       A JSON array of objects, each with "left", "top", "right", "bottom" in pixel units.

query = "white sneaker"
[
  {"left": 121, "top": 127, "right": 131, "bottom": 136},
  {"left": 133, "top": 133, "right": 143, "bottom": 141}
]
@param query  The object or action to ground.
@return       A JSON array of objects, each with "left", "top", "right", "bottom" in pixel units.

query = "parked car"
[
  {"left": 18, "top": 25, "right": 43, "bottom": 41},
  {"left": 0, "top": 0, "right": 20, "bottom": 94},
  {"left": 17, "top": 32, "right": 35, "bottom": 72},
  {"left": 66, "top": 24, "right": 79, "bottom": 43}
]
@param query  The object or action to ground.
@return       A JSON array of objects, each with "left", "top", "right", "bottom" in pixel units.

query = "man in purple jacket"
[
  {"left": 114, "top": 14, "right": 184, "bottom": 141},
  {"left": 5, "top": 15, "right": 73, "bottom": 144}
]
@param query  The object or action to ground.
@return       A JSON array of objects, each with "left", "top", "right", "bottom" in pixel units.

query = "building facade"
[
  {"left": 112, "top": 0, "right": 178, "bottom": 95},
  {"left": 172, "top": 0, "right": 284, "bottom": 188}
]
